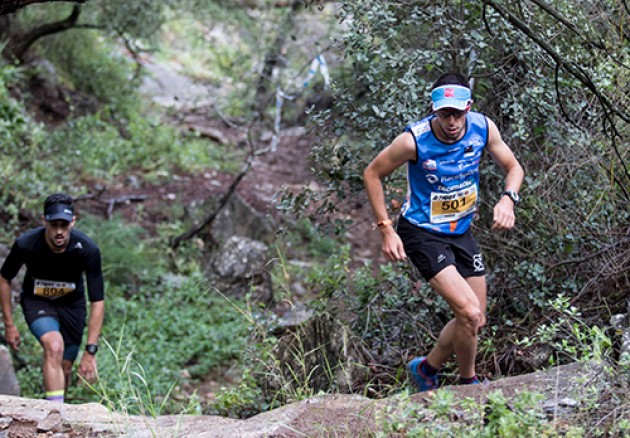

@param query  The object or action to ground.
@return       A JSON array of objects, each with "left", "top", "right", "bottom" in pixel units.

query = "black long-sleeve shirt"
[{"left": 1, "top": 227, "right": 104, "bottom": 304}]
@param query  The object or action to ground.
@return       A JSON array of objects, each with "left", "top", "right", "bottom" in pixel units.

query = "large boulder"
[
  {"left": 207, "top": 235, "right": 273, "bottom": 305},
  {"left": 188, "top": 193, "right": 274, "bottom": 244},
  {"left": 0, "top": 346, "right": 20, "bottom": 396},
  {"left": 211, "top": 194, "right": 274, "bottom": 243}
]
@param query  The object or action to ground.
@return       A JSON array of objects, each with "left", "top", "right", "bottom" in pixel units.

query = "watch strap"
[
  {"left": 502, "top": 190, "right": 520, "bottom": 205},
  {"left": 85, "top": 344, "right": 98, "bottom": 355}
]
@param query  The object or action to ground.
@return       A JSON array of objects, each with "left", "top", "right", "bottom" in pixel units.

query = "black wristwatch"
[
  {"left": 85, "top": 344, "right": 98, "bottom": 355},
  {"left": 502, "top": 190, "right": 520, "bottom": 205}
]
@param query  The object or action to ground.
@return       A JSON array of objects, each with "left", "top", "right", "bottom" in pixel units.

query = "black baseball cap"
[{"left": 44, "top": 203, "right": 74, "bottom": 222}]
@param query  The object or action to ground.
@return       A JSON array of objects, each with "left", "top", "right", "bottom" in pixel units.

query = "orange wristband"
[{"left": 376, "top": 219, "right": 393, "bottom": 229}]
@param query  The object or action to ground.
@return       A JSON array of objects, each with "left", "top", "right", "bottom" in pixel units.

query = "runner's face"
[
  {"left": 434, "top": 109, "right": 468, "bottom": 142},
  {"left": 43, "top": 218, "right": 75, "bottom": 252}
]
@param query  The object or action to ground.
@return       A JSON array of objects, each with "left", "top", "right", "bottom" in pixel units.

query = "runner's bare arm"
[
  {"left": 78, "top": 300, "right": 104, "bottom": 383},
  {"left": 364, "top": 132, "right": 416, "bottom": 261},
  {"left": 485, "top": 118, "right": 524, "bottom": 230}
]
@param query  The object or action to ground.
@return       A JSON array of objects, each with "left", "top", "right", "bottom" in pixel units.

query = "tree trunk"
[
  {"left": 7, "top": 4, "right": 82, "bottom": 61},
  {"left": 0, "top": 0, "right": 86, "bottom": 16}
]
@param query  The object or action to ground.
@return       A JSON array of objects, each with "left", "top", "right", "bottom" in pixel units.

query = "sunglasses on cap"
[{"left": 435, "top": 109, "right": 468, "bottom": 119}]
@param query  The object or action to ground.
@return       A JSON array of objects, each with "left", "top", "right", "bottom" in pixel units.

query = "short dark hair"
[
  {"left": 431, "top": 72, "right": 470, "bottom": 90},
  {"left": 44, "top": 193, "right": 74, "bottom": 211}
]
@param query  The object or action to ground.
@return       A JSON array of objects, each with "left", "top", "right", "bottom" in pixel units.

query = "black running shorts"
[
  {"left": 21, "top": 295, "right": 86, "bottom": 348},
  {"left": 396, "top": 216, "right": 486, "bottom": 281}
]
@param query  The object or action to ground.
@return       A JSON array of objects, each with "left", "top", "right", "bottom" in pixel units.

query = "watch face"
[{"left": 86, "top": 344, "right": 98, "bottom": 355}]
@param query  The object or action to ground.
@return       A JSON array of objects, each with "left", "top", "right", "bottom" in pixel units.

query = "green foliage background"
[
  {"left": 306, "top": 0, "right": 628, "bottom": 359},
  {"left": 0, "top": 0, "right": 627, "bottom": 433}
]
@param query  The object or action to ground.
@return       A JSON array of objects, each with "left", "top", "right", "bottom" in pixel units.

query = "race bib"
[
  {"left": 33, "top": 279, "right": 76, "bottom": 299},
  {"left": 430, "top": 186, "right": 477, "bottom": 224}
]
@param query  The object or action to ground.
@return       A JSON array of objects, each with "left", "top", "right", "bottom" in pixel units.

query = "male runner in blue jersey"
[
  {"left": 364, "top": 72, "right": 524, "bottom": 391},
  {"left": 0, "top": 193, "right": 105, "bottom": 402}
]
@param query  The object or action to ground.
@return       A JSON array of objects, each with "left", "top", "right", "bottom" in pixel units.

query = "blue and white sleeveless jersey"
[{"left": 400, "top": 111, "right": 488, "bottom": 235}]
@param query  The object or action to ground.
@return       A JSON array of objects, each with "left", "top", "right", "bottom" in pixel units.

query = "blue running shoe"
[
  {"left": 459, "top": 375, "right": 481, "bottom": 385},
  {"left": 407, "top": 356, "right": 438, "bottom": 392}
]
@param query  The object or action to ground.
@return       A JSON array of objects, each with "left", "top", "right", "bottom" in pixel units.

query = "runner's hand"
[
  {"left": 4, "top": 324, "right": 20, "bottom": 350},
  {"left": 78, "top": 353, "right": 98, "bottom": 384},
  {"left": 492, "top": 197, "right": 516, "bottom": 231},
  {"left": 381, "top": 229, "right": 407, "bottom": 262}
]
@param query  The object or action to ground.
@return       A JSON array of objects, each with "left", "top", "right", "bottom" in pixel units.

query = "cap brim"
[
  {"left": 432, "top": 98, "right": 471, "bottom": 111},
  {"left": 45, "top": 213, "right": 74, "bottom": 222}
]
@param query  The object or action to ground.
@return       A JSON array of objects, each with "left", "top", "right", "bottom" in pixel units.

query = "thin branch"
[
  {"left": 529, "top": 0, "right": 630, "bottom": 70},
  {"left": 554, "top": 64, "right": 581, "bottom": 130},
  {"left": 484, "top": 0, "right": 630, "bottom": 124},
  {"left": 76, "top": 192, "right": 148, "bottom": 219},
  {"left": 104, "top": 195, "right": 148, "bottom": 219},
  {"left": 171, "top": 126, "right": 258, "bottom": 249},
  {"left": 484, "top": 0, "right": 630, "bottom": 194},
  {"left": 547, "top": 236, "right": 630, "bottom": 270}
]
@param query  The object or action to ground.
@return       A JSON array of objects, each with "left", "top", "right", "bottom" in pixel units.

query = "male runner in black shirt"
[{"left": 0, "top": 193, "right": 105, "bottom": 403}]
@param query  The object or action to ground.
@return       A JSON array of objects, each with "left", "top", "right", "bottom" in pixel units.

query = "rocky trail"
[
  {"left": 0, "top": 362, "right": 610, "bottom": 437},
  {"left": 2, "top": 55, "right": 627, "bottom": 437}
]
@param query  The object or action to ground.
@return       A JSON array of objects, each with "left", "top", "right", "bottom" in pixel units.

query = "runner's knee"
[
  {"left": 41, "top": 335, "right": 65, "bottom": 360},
  {"left": 455, "top": 306, "right": 482, "bottom": 335}
]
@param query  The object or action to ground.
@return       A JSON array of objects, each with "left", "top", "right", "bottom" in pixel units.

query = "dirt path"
[{"left": 90, "top": 56, "right": 384, "bottom": 267}]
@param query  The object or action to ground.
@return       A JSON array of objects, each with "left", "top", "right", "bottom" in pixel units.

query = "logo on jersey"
[
  {"left": 441, "top": 169, "right": 476, "bottom": 183},
  {"left": 426, "top": 174, "right": 439, "bottom": 184},
  {"left": 422, "top": 159, "right": 437, "bottom": 171},
  {"left": 410, "top": 121, "right": 431, "bottom": 137},
  {"left": 464, "top": 145, "right": 474, "bottom": 157},
  {"left": 437, "top": 180, "right": 474, "bottom": 192},
  {"left": 470, "top": 135, "right": 484, "bottom": 147}
]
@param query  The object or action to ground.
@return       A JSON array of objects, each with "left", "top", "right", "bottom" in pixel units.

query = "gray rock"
[
  {"left": 0, "top": 346, "right": 20, "bottom": 396},
  {"left": 208, "top": 236, "right": 273, "bottom": 304},
  {"left": 211, "top": 194, "right": 274, "bottom": 243},
  {"left": 36, "top": 409, "right": 64, "bottom": 432},
  {"left": 26, "top": 58, "right": 59, "bottom": 90},
  {"left": 211, "top": 236, "right": 268, "bottom": 279},
  {"left": 290, "top": 281, "right": 307, "bottom": 297},
  {"left": 542, "top": 397, "right": 579, "bottom": 416}
]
